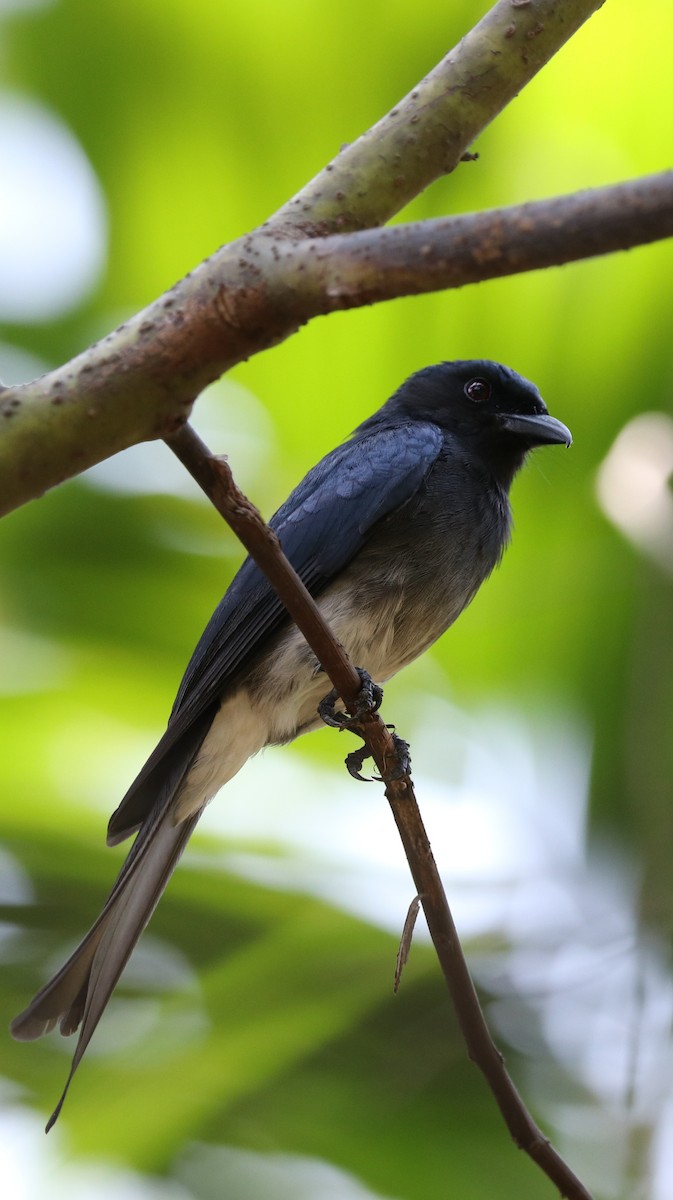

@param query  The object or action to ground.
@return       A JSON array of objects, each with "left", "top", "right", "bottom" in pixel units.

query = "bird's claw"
[
  {"left": 318, "top": 673, "right": 410, "bottom": 785},
  {"left": 345, "top": 744, "right": 373, "bottom": 781},
  {"left": 317, "top": 687, "right": 346, "bottom": 729},
  {"left": 317, "top": 667, "right": 383, "bottom": 730},
  {"left": 345, "top": 730, "right": 412, "bottom": 784}
]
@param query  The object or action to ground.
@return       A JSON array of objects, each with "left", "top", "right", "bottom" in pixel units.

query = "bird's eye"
[{"left": 465, "top": 378, "right": 492, "bottom": 402}]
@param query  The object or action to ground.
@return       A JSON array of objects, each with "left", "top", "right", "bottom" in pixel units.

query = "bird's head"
[{"left": 385, "top": 359, "right": 571, "bottom": 484}]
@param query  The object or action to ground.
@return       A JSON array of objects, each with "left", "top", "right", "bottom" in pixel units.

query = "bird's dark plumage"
[{"left": 10, "top": 359, "right": 571, "bottom": 1128}]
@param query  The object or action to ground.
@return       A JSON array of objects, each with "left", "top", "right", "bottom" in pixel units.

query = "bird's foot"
[
  {"left": 345, "top": 730, "right": 412, "bottom": 784},
  {"left": 318, "top": 667, "right": 383, "bottom": 730},
  {"left": 319, "top": 671, "right": 410, "bottom": 785}
]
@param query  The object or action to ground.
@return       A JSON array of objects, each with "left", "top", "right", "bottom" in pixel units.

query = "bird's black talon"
[
  {"left": 345, "top": 744, "right": 375, "bottom": 781},
  {"left": 318, "top": 686, "right": 346, "bottom": 729}
]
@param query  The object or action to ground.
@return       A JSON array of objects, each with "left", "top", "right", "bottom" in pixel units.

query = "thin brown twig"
[{"left": 165, "top": 421, "right": 594, "bottom": 1200}]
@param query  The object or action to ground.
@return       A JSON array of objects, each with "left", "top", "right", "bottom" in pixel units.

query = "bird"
[{"left": 10, "top": 359, "right": 571, "bottom": 1128}]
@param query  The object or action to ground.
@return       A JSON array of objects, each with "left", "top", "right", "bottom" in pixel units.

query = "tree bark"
[{"left": 0, "top": 0, "right": 614, "bottom": 516}]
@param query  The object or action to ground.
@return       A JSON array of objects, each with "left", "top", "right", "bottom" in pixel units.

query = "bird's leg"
[
  {"left": 345, "top": 729, "right": 411, "bottom": 783},
  {"left": 318, "top": 671, "right": 410, "bottom": 783},
  {"left": 318, "top": 667, "right": 383, "bottom": 781},
  {"left": 317, "top": 667, "right": 383, "bottom": 729}
]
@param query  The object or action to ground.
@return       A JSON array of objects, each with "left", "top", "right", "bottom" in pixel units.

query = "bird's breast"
[{"left": 249, "top": 465, "right": 510, "bottom": 746}]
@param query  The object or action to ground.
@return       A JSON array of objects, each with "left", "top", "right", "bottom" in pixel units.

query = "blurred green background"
[{"left": 2, "top": 1, "right": 673, "bottom": 1198}]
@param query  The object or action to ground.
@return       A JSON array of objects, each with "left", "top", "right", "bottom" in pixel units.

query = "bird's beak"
[{"left": 498, "top": 411, "right": 572, "bottom": 448}]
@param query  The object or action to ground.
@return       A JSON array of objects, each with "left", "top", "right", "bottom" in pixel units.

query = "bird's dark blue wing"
[
  {"left": 107, "top": 420, "right": 442, "bottom": 842},
  {"left": 174, "top": 419, "right": 443, "bottom": 713}
]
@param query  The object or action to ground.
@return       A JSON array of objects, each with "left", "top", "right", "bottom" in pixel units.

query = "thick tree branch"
[
  {"left": 0, "top": 0, "right": 608, "bottom": 515},
  {"left": 2, "top": 170, "right": 672, "bottom": 516},
  {"left": 272, "top": 0, "right": 606, "bottom": 234},
  {"left": 166, "top": 423, "right": 594, "bottom": 1200},
  {"left": 268, "top": 171, "right": 673, "bottom": 309}
]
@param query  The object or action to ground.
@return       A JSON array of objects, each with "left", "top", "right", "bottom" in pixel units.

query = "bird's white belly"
[
  {"left": 173, "top": 583, "right": 408, "bottom": 821},
  {"left": 172, "top": 689, "right": 266, "bottom": 822},
  {"left": 173, "top": 554, "right": 476, "bottom": 823}
]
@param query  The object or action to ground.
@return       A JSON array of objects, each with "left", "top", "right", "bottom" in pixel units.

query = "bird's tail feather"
[{"left": 10, "top": 804, "right": 201, "bottom": 1131}]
